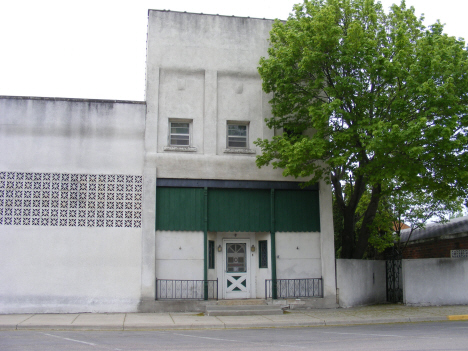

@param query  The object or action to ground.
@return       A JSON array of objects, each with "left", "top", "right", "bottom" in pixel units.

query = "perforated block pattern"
[
  {"left": 451, "top": 249, "right": 468, "bottom": 258},
  {"left": 0, "top": 171, "right": 143, "bottom": 228}
]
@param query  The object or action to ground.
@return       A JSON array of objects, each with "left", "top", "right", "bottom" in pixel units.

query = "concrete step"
[
  {"left": 216, "top": 299, "right": 267, "bottom": 306},
  {"left": 205, "top": 304, "right": 285, "bottom": 316}
]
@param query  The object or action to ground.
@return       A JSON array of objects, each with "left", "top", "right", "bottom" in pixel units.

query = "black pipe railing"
[
  {"left": 265, "top": 278, "right": 323, "bottom": 299},
  {"left": 155, "top": 278, "right": 218, "bottom": 300}
]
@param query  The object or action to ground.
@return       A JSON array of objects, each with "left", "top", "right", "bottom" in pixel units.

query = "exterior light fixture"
[
  {"left": 251, "top": 245, "right": 255, "bottom": 252},
  {"left": 218, "top": 245, "right": 222, "bottom": 252}
]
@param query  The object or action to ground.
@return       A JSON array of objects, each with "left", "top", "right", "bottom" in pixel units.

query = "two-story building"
[{"left": 0, "top": 10, "right": 336, "bottom": 313}]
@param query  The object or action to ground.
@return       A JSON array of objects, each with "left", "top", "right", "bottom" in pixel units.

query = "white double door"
[{"left": 223, "top": 239, "right": 251, "bottom": 299}]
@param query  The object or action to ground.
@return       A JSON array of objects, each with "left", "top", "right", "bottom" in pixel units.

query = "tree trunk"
[
  {"left": 332, "top": 173, "right": 368, "bottom": 259},
  {"left": 353, "top": 184, "right": 382, "bottom": 259},
  {"left": 340, "top": 208, "right": 356, "bottom": 258}
]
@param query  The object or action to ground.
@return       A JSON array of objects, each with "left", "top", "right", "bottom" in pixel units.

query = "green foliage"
[
  {"left": 256, "top": 0, "right": 468, "bottom": 258},
  {"left": 357, "top": 190, "right": 395, "bottom": 256}
]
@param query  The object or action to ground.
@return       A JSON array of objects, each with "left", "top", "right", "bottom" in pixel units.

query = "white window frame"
[
  {"left": 169, "top": 120, "right": 191, "bottom": 146},
  {"left": 164, "top": 118, "right": 197, "bottom": 152},
  {"left": 226, "top": 121, "right": 249, "bottom": 149}
]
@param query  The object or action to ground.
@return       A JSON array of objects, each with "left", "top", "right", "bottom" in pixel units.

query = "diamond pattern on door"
[
  {"left": 226, "top": 275, "right": 247, "bottom": 292},
  {"left": 224, "top": 240, "right": 250, "bottom": 299}
]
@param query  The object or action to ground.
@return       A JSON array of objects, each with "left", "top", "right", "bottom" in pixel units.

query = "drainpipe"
[
  {"left": 204, "top": 187, "right": 208, "bottom": 300},
  {"left": 270, "top": 189, "right": 277, "bottom": 299}
]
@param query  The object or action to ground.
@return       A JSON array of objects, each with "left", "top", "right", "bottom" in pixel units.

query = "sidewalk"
[{"left": 1, "top": 304, "right": 467, "bottom": 331}]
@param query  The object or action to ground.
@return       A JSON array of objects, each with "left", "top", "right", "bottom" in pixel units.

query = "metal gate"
[{"left": 386, "top": 258, "right": 403, "bottom": 303}]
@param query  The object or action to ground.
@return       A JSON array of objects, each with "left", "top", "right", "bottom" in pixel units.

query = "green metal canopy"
[{"left": 156, "top": 186, "right": 320, "bottom": 232}]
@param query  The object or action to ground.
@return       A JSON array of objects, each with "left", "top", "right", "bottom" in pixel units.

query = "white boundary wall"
[
  {"left": 336, "top": 259, "right": 386, "bottom": 308},
  {"left": 402, "top": 258, "right": 468, "bottom": 306},
  {"left": 0, "top": 97, "right": 146, "bottom": 313}
]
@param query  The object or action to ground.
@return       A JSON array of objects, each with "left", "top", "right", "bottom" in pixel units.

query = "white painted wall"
[
  {"left": 217, "top": 73, "right": 263, "bottom": 155},
  {"left": 153, "top": 153, "right": 303, "bottom": 181},
  {"left": 255, "top": 232, "right": 271, "bottom": 299},
  {"left": 318, "top": 178, "right": 337, "bottom": 300},
  {"left": 207, "top": 232, "right": 218, "bottom": 281},
  {"left": 0, "top": 97, "right": 145, "bottom": 174},
  {"left": 276, "top": 232, "right": 322, "bottom": 278},
  {"left": 336, "top": 259, "right": 387, "bottom": 308},
  {"left": 402, "top": 258, "right": 468, "bottom": 306},
  {"left": 155, "top": 231, "right": 204, "bottom": 280},
  {"left": 147, "top": 11, "right": 273, "bottom": 74},
  {"left": 157, "top": 69, "right": 205, "bottom": 154},
  {"left": 0, "top": 227, "right": 142, "bottom": 313},
  {"left": 146, "top": 11, "right": 295, "bottom": 182},
  {"left": 0, "top": 97, "right": 146, "bottom": 313}
]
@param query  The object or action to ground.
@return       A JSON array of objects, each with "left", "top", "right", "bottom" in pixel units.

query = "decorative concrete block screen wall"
[
  {"left": 0, "top": 171, "right": 143, "bottom": 228},
  {"left": 451, "top": 249, "right": 468, "bottom": 258}
]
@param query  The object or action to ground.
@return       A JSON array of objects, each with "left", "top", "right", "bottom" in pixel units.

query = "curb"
[
  {"left": 0, "top": 317, "right": 458, "bottom": 331},
  {"left": 15, "top": 325, "right": 125, "bottom": 331},
  {"left": 447, "top": 315, "right": 468, "bottom": 321}
]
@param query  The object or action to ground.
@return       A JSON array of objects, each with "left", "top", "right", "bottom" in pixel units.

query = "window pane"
[
  {"left": 170, "top": 122, "right": 190, "bottom": 146},
  {"left": 171, "top": 123, "right": 189, "bottom": 134},
  {"left": 171, "top": 134, "right": 190, "bottom": 146},
  {"left": 228, "top": 136, "right": 247, "bottom": 148},
  {"left": 208, "top": 240, "right": 215, "bottom": 269},
  {"left": 228, "top": 125, "right": 247, "bottom": 136},
  {"left": 226, "top": 243, "right": 246, "bottom": 272},
  {"left": 227, "top": 124, "right": 248, "bottom": 148},
  {"left": 259, "top": 240, "right": 268, "bottom": 268}
]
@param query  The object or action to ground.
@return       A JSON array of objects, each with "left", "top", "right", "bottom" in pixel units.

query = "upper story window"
[
  {"left": 170, "top": 122, "right": 190, "bottom": 146},
  {"left": 224, "top": 121, "right": 255, "bottom": 155},
  {"left": 164, "top": 119, "right": 197, "bottom": 152},
  {"left": 227, "top": 123, "right": 248, "bottom": 148}
]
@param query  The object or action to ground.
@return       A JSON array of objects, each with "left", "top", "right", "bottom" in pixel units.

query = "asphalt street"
[{"left": 1, "top": 321, "right": 468, "bottom": 351}]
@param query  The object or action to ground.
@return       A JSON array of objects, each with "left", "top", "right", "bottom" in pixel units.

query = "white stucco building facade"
[{"left": 0, "top": 11, "right": 336, "bottom": 313}]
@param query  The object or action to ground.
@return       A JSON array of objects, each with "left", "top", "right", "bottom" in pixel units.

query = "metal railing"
[
  {"left": 155, "top": 278, "right": 218, "bottom": 300},
  {"left": 386, "top": 259, "right": 403, "bottom": 303},
  {"left": 265, "top": 278, "right": 323, "bottom": 299}
]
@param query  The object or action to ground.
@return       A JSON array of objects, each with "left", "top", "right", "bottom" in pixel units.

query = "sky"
[{"left": 0, "top": 0, "right": 467, "bottom": 101}]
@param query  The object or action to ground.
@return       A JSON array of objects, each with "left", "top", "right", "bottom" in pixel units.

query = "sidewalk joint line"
[
  {"left": 168, "top": 313, "right": 175, "bottom": 324},
  {"left": 70, "top": 314, "right": 80, "bottom": 325},
  {"left": 214, "top": 315, "right": 226, "bottom": 328},
  {"left": 122, "top": 313, "right": 127, "bottom": 329},
  {"left": 17, "top": 313, "right": 36, "bottom": 329}
]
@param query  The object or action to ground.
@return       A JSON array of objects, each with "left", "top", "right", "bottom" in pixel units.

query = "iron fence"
[
  {"left": 155, "top": 278, "right": 218, "bottom": 300},
  {"left": 265, "top": 278, "right": 323, "bottom": 299},
  {"left": 386, "top": 259, "right": 403, "bottom": 303}
]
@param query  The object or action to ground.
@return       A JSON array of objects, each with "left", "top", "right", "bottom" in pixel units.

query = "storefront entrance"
[{"left": 223, "top": 239, "right": 251, "bottom": 299}]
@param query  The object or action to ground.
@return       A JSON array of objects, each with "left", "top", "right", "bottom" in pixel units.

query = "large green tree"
[
  {"left": 332, "top": 183, "right": 463, "bottom": 259},
  {"left": 256, "top": 0, "right": 468, "bottom": 258}
]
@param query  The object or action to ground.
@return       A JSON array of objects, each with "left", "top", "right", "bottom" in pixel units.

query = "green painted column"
[
  {"left": 270, "top": 189, "right": 277, "bottom": 299},
  {"left": 203, "top": 187, "right": 208, "bottom": 300}
]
